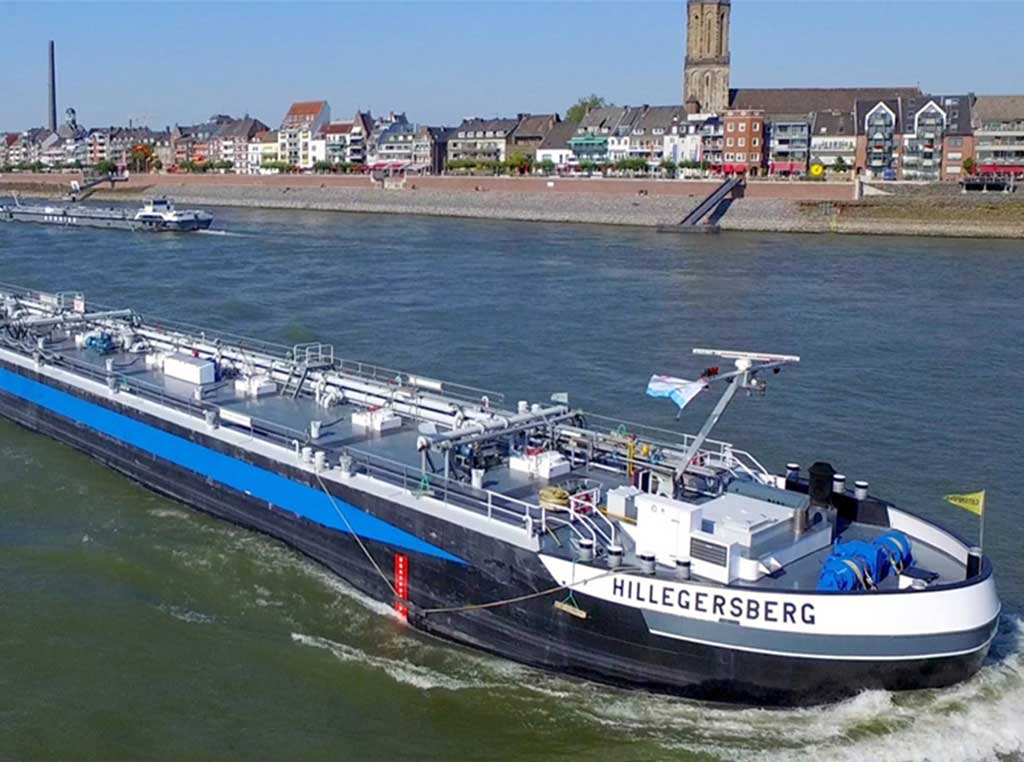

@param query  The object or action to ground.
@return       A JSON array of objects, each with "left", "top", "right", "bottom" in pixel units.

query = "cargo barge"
[
  {"left": 1, "top": 196, "right": 212, "bottom": 231},
  {"left": 0, "top": 284, "right": 1000, "bottom": 705}
]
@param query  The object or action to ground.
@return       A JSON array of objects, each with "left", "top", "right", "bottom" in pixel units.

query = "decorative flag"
[
  {"left": 646, "top": 374, "right": 708, "bottom": 413},
  {"left": 944, "top": 490, "right": 985, "bottom": 516}
]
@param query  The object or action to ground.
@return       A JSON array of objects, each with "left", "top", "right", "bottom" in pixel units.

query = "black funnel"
[{"left": 807, "top": 461, "right": 836, "bottom": 506}]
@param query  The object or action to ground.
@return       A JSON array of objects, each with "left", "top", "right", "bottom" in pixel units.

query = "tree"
[
  {"left": 128, "top": 144, "right": 152, "bottom": 174},
  {"left": 578, "top": 160, "right": 598, "bottom": 176},
  {"left": 963, "top": 157, "right": 976, "bottom": 176},
  {"left": 660, "top": 159, "right": 678, "bottom": 178},
  {"left": 313, "top": 160, "right": 333, "bottom": 173},
  {"left": 538, "top": 158, "right": 556, "bottom": 175},
  {"left": 566, "top": 94, "right": 612, "bottom": 124},
  {"left": 505, "top": 152, "right": 533, "bottom": 175},
  {"left": 832, "top": 156, "right": 849, "bottom": 173},
  {"left": 614, "top": 157, "right": 648, "bottom": 174}
]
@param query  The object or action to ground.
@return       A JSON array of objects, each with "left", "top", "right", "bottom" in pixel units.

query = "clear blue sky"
[{"left": 1, "top": 1, "right": 1021, "bottom": 132}]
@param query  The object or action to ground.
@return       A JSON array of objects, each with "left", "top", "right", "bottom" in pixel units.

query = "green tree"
[
  {"left": 505, "top": 152, "right": 533, "bottom": 175},
  {"left": 832, "top": 156, "right": 849, "bottom": 173},
  {"left": 313, "top": 160, "right": 333, "bottom": 173},
  {"left": 566, "top": 94, "right": 612, "bottom": 124},
  {"left": 614, "top": 158, "right": 648, "bottom": 173},
  {"left": 578, "top": 160, "right": 598, "bottom": 175},
  {"left": 538, "top": 158, "right": 556, "bottom": 175},
  {"left": 963, "top": 157, "right": 976, "bottom": 175},
  {"left": 659, "top": 159, "right": 678, "bottom": 178}
]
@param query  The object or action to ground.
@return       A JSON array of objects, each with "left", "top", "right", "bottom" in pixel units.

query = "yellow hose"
[{"left": 538, "top": 486, "right": 570, "bottom": 511}]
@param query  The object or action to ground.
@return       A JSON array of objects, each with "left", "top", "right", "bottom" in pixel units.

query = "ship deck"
[{"left": 52, "top": 339, "right": 968, "bottom": 594}]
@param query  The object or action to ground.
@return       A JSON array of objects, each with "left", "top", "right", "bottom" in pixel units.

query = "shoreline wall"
[{"left": 2, "top": 173, "right": 1022, "bottom": 239}]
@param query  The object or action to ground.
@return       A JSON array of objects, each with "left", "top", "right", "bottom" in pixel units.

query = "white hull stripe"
[{"left": 642, "top": 609, "right": 999, "bottom": 661}]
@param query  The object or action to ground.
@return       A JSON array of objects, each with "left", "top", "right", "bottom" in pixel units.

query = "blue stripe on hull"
[{"left": 0, "top": 366, "right": 465, "bottom": 564}]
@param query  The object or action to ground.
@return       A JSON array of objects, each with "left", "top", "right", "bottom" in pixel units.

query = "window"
[
  {"left": 726, "top": 137, "right": 734, "bottom": 147},
  {"left": 725, "top": 152, "right": 734, "bottom": 161},
  {"left": 738, "top": 138, "right": 746, "bottom": 147},
  {"left": 727, "top": 123, "right": 735, "bottom": 132},
  {"left": 739, "top": 123, "right": 747, "bottom": 132},
  {"left": 754, "top": 122, "right": 761, "bottom": 132},
  {"left": 752, "top": 138, "right": 760, "bottom": 147}
]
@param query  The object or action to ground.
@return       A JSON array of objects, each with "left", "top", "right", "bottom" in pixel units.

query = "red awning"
[{"left": 978, "top": 165, "right": 1024, "bottom": 174}]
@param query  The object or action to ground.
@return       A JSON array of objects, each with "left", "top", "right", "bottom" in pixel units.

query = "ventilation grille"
[{"left": 691, "top": 538, "right": 728, "bottom": 567}]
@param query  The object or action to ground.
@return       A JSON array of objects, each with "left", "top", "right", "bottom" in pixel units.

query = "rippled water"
[{"left": 1, "top": 208, "right": 1022, "bottom": 761}]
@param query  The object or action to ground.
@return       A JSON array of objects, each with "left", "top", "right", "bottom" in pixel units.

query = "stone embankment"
[{"left": 2, "top": 173, "right": 1021, "bottom": 238}]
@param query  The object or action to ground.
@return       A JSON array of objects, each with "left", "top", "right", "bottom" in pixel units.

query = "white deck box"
[
  {"left": 509, "top": 450, "right": 571, "bottom": 480},
  {"left": 163, "top": 354, "right": 215, "bottom": 386},
  {"left": 351, "top": 408, "right": 402, "bottom": 432}
]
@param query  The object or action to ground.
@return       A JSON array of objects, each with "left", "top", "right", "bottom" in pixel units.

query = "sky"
[{"left": 1, "top": 0, "right": 1022, "bottom": 132}]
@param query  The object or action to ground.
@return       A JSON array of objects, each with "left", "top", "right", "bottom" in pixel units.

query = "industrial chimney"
[{"left": 48, "top": 41, "right": 57, "bottom": 132}]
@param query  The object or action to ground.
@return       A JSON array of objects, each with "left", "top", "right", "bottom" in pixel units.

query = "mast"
[{"left": 672, "top": 348, "right": 800, "bottom": 481}]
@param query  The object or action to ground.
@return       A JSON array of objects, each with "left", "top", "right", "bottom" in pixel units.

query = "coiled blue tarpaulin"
[{"left": 817, "top": 532, "right": 913, "bottom": 591}]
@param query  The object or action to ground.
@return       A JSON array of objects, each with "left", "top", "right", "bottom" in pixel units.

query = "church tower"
[{"left": 683, "top": 0, "right": 731, "bottom": 114}]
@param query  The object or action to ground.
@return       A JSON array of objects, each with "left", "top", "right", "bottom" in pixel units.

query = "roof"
[
  {"left": 286, "top": 101, "right": 328, "bottom": 118},
  {"left": 811, "top": 110, "right": 855, "bottom": 137},
  {"left": 324, "top": 121, "right": 353, "bottom": 135},
  {"left": 974, "top": 95, "right": 1024, "bottom": 122},
  {"left": 899, "top": 94, "right": 973, "bottom": 136},
  {"left": 282, "top": 101, "right": 328, "bottom": 127},
  {"left": 509, "top": 114, "right": 558, "bottom": 140},
  {"left": 538, "top": 120, "right": 579, "bottom": 151},
  {"left": 634, "top": 105, "right": 686, "bottom": 132},
  {"left": 855, "top": 98, "right": 903, "bottom": 134},
  {"left": 730, "top": 87, "right": 922, "bottom": 117},
  {"left": 214, "top": 117, "right": 270, "bottom": 140},
  {"left": 454, "top": 117, "right": 520, "bottom": 134}
]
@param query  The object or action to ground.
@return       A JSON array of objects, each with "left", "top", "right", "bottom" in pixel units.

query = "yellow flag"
[{"left": 944, "top": 490, "right": 985, "bottom": 516}]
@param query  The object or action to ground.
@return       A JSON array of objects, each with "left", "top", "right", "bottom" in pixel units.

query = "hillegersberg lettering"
[{"left": 612, "top": 578, "right": 816, "bottom": 626}]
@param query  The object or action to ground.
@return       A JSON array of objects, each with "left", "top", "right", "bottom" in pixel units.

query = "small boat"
[{"left": 131, "top": 197, "right": 213, "bottom": 231}]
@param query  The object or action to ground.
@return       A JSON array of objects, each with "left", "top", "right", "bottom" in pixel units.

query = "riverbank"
[{"left": 3, "top": 173, "right": 1022, "bottom": 238}]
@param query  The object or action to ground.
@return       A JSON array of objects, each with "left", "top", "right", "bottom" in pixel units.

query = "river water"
[{"left": 1, "top": 208, "right": 1022, "bottom": 761}]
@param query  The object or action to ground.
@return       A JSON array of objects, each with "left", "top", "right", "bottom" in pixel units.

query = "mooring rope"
[
  {"left": 314, "top": 470, "right": 399, "bottom": 599},
  {"left": 314, "top": 469, "right": 636, "bottom": 619},
  {"left": 418, "top": 566, "right": 639, "bottom": 617}
]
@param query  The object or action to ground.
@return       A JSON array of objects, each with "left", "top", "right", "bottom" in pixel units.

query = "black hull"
[{"left": 0, "top": 360, "right": 989, "bottom": 706}]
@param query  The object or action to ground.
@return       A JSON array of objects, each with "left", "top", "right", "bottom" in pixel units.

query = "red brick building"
[{"left": 722, "top": 109, "right": 764, "bottom": 175}]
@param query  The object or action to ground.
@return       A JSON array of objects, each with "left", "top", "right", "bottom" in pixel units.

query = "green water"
[{"left": 1, "top": 208, "right": 1022, "bottom": 761}]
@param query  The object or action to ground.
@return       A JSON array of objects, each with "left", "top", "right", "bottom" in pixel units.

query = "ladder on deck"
[{"left": 280, "top": 343, "right": 335, "bottom": 399}]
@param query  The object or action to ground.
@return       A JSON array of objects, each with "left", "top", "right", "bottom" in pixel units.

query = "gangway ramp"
[{"left": 659, "top": 177, "right": 745, "bottom": 234}]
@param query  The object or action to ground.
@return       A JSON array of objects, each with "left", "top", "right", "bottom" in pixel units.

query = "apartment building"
[
  {"left": 810, "top": 110, "right": 856, "bottom": 169},
  {"left": 973, "top": 96, "right": 1024, "bottom": 177},
  {"left": 856, "top": 99, "right": 902, "bottom": 179},
  {"left": 507, "top": 114, "right": 560, "bottom": 161},
  {"left": 210, "top": 117, "right": 269, "bottom": 169},
  {"left": 700, "top": 116, "right": 724, "bottom": 169},
  {"left": 627, "top": 106, "right": 687, "bottom": 164},
  {"left": 722, "top": 109, "right": 764, "bottom": 174},
  {"left": 767, "top": 116, "right": 811, "bottom": 176},
  {"left": 535, "top": 120, "right": 578, "bottom": 169},
  {"left": 447, "top": 117, "right": 519, "bottom": 164},
  {"left": 278, "top": 101, "right": 331, "bottom": 169}
]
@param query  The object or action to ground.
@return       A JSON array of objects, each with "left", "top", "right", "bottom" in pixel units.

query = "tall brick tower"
[{"left": 683, "top": 0, "right": 731, "bottom": 114}]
